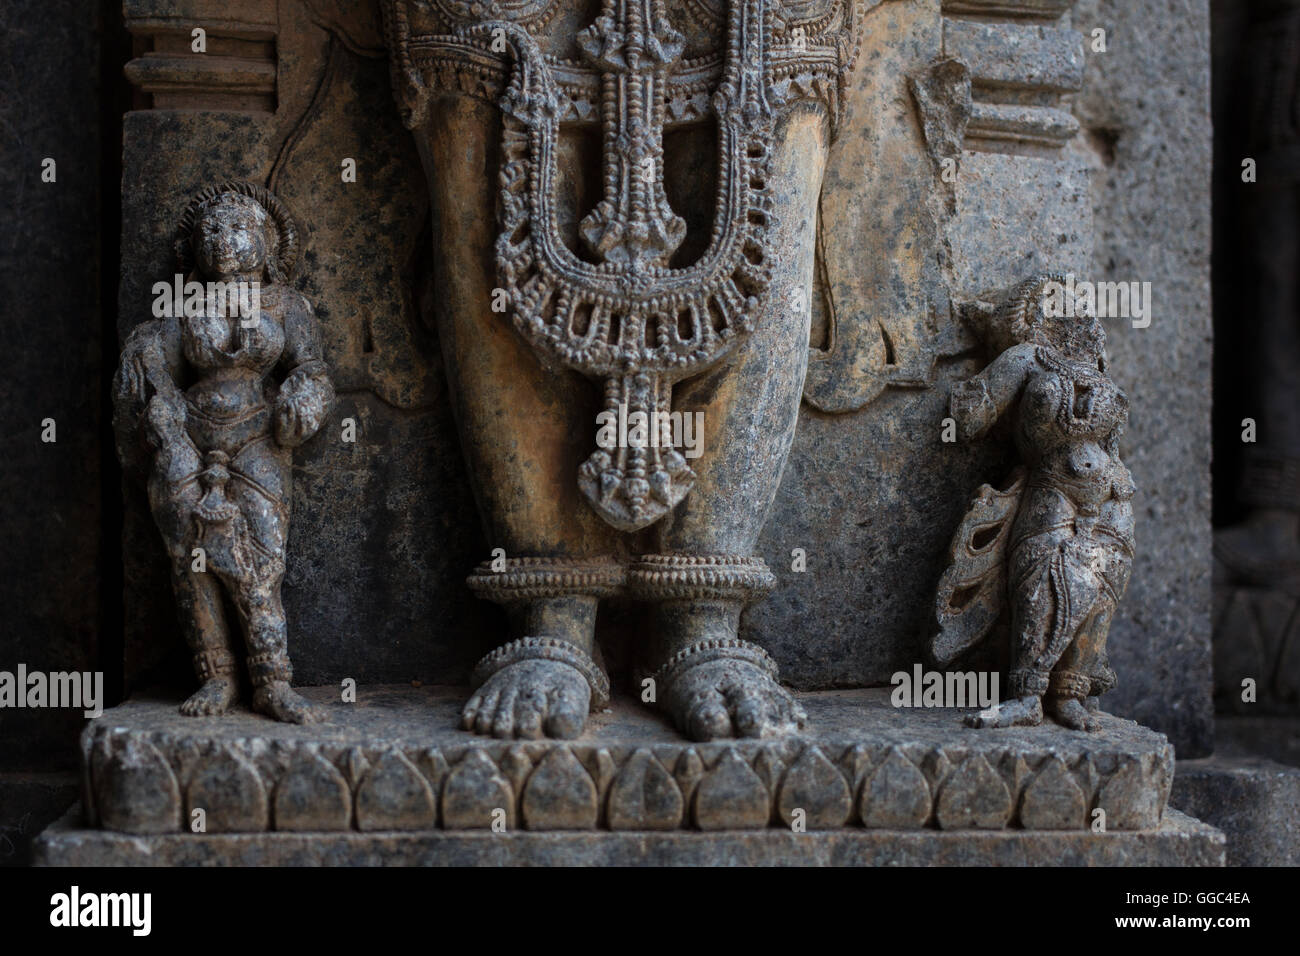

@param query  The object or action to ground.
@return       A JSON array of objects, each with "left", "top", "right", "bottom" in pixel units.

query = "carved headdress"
[{"left": 174, "top": 180, "right": 300, "bottom": 283}]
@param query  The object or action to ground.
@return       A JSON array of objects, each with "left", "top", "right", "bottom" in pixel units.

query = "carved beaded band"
[
  {"left": 655, "top": 637, "right": 780, "bottom": 689},
  {"left": 466, "top": 556, "right": 627, "bottom": 602},
  {"left": 627, "top": 554, "right": 776, "bottom": 603},
  {"left": 471, "top": 636, "right": 611, "bottom": 710}
]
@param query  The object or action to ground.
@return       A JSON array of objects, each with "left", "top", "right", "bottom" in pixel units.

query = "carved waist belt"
[{"left": 185, "top": 401, "right": 273, "bottom": 459}]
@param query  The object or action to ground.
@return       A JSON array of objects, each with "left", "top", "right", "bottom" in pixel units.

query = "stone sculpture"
[
  {"left": 381, "top": 0, "right": 860, "bottom": 740},
  {"left": 112, "top": 181, "right": 334, "bottom": 724},
  {"left": 933, "top": 275, "right": 1136, "bottom": 732}
]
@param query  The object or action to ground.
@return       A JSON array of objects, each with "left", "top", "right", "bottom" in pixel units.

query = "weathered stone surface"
[
  {"left": 0, "top": 772, "right": 78, "bottom": 868},
  {"left": 0, "top": 0, "right": 105, "bottom": 773},
  {"left": 1172, "top": 753, "right": 1300, "bottom": 866},
  {"left": 1070, "top": 0, "right": 1215, "bottom": 754},
  {"left": 36, "top": 806, "right": 1225, "bottom": 867},
  {"left": 79, "top": 685, "right": 1175, "bottom": 833}
]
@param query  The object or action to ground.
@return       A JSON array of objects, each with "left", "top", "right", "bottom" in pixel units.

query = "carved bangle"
[
  {"left": 627, "top": 554, "right": 776, "bottom": 603},
  {"left": 1049, "top": 670, "right": 1093, "bottom": 700},
  {"left": 1008, "top": 669, "right": 1050, "bottom": 699},
  {"left": 471, "top": 637, "right": 611, "bottom": 710},
  {"left": 656, "top": 638, "right": 780, "bottom": 688},
  {"left": 467, "top": 556, "right": 626, "bottom": 603},
  {"left": 192, "top": 650, "right": 237, "bottom": 680},
  {"left": 246, "top": 653, "right": 293, "bottom": 686}
]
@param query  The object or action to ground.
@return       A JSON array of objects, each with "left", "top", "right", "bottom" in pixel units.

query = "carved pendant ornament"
[{"left": 384, "top": 0, "right": 858, "bottom": 529}]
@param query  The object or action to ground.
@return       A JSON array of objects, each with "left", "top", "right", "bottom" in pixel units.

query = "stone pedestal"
[
  {"left": 45, "top": 685, "right": 1213, "bottom": 858},
  {"left": 36, "top": 807, "right": 1223, "bottom": 866}
]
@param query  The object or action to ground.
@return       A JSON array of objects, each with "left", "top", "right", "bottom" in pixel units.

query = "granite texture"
[
  {"left": 79, "top": 685, "right": 1174, "bottom": 834},
  {"left": 35, "top": 805, "right": 1224, "bottom": 866},
  {"left": 1069, "top": 0, "right": 1215, "bottom": 755},
  {"left": 1172, "top": 754, "right": 1300, "bottom": 866},
  {"left": 0, "top": 0, "right": 105, "bottom": 770},
  {"left": 0, "top": 772, "right": 79, "bottom": 867}
]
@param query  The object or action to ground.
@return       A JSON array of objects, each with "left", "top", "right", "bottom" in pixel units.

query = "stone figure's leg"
[
  {"left": 637, "top": 106, "right": 827, "bottom": 741},
  {"left": 967, "top": 550, "right": 1053, "bottom": 729},
  {"left": 1047, "top": 600, "right": 1109, "bottom": 732},
  {"left": 230, "top": 573, "right": 324, "bottom": 724},
  {"left": 224, "top": 444, "right": 323, "bottom": 724},
  {"left": 417, "top": 96, "right": 624, "bottom": 739},
  {"left": 171, "top": 560, "right": 242, "bottom": 716}
]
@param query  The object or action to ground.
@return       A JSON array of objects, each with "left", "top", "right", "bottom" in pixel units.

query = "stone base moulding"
[
  {"left": 77, "top": 686, "right": 1178, "bottom": 835},
  {"left": 36, "top": 808, "right": 1224, "bottom": 867}
]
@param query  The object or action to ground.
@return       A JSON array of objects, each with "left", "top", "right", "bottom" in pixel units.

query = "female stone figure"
[
  {"left": 933, "top": 275, "right": 1136, "bottom": 731},
  {"left": 113, "top": 181, "right": 333, "bottom": 723}
]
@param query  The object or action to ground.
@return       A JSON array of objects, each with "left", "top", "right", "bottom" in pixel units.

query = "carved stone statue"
[
  {"left": 381, "top": 0, "right": 859, "bottom": 739},
  {"left": 112, "top": 181, "right": 334, "bottom": 724},
  {"left": 932, "top": 276, "right": 1136, "bottom": 732}
]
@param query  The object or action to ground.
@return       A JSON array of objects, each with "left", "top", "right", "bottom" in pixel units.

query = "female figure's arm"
[
  {"left": 949, "top": 341, "right": 1038, "bottom": 440},
  {"left": 274, "top": 291, "right": 334, "bottom": 448}
]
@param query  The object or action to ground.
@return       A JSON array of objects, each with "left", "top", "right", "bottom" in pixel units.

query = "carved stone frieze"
[{"left": 81, "top": 687, "right": 1173, "bottom": 834}]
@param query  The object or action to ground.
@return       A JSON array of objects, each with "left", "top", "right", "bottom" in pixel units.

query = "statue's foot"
[
  {"left": 252, "top": 681, "right": 327, "bottom": 724},
  {"left": 1046, "top": 696, "right": 1100, "bottom": 732},
  {"left": 664, "top": 657, "right": 806, "bottom": 741},
  {"left": 462, "top": 659, "right": 590, "bottom": 740},
  {"left": 179, "top": 677, "right": 240, "bottom": 717},
  {"left": 965, "top": 694, "right": 1043, "bottom": 729}
]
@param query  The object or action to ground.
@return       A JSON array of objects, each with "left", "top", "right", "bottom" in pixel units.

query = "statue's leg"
[
  {"left": 229, "top": 572, "right": 324, "bottom": 724},
  {"left": 171, "top": 559, "right": 241, "bottom": 716},
  {"left": 226, "top": 443, "right": 324, "bottom": 724},
  {"left": 1045, "top": 603, "right": 1108, "bottom": 732},
  {"left": 145, "top": 428, "right": 241, "bottom": 716},
  {"left": 637, "top": 106, "right": 828, "bottom": 741},
  {"left": 417, "top": 96, "right": 624, "bottom": 739},
  {"left": 966, "top": 551, "right": 1055, "bottom": 729}
]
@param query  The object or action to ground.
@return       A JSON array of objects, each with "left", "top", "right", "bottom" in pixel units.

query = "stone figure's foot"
[
  {"left": 965, "top": 694, "right": 1043, "bottom": 729},
  {"left": 1046, "top": 696, "right": 1100, "bottom": 732},
  {"left": 252, "top": 681, "right": 327, "bottom": 724},
  {"left": 464, "top": 637, "right": 609, "bottom": 740},
  {"left": 660, "top": 640, "right": 805, "bottom": 741},
  {"left": 179, "top": 677, "right": 240, "bottom": 717},
  {"left": 462, "top": 659, "right": 591, "bottom": 739}
]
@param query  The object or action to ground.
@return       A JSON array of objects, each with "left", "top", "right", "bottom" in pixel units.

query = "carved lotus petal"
[
  {"left": 94, "top": 734, "right": 181, "bottom": 834},
  {"left": 693, "top": 749, "right": 770, "bottom": 830},
  {"left": 442, "top": 750, "right": 513, "bottom": 830},
  {"left": 356, "top": 749, "right": 436, "bottom": 831},
  {"left": 1019, "top": 756, "right": 1086, "bottom": 830},
  {"left": 186, "top": 745, "right": 268, "bottom": 833},
  {"left": 522, "top": 748, "right": 598, "bottom": 830},
  {"left": 860, "top": 747, "right": 931, "bottom": 829},
  {"left": 936, "top": 753, "right": 1013, "bottom": 829},
  {"left": 274, "top": 750, "right": 351, "bottom": 832},
  {"left": 607, "top": 748, "right": 683, "bottom": 830},
  {"left": 778, "top": 746, "right": 851, "bottom": 829}
]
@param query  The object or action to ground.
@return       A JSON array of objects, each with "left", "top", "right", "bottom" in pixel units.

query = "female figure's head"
[
  {"left": 994, "top": 273, "right": 1108, "bottom": 369},
  {"left": 175, "top": 181, "right": 298, "bottom": 284}
]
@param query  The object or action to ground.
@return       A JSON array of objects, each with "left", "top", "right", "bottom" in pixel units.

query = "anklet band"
[
  {"left": 193, "top": 650, "right": 237, "bottom": 680},
  {"left": 467, "top": 556, "right": 626, "bottom": 603},
  {"left": 471, "top": 636, "right": 610, "bottom": 710},
  {"left": 247, "top": 653, "right": 292, "bottom": 686},
  {"left": 627, "top": 554, "right": 775, "bottom": 602},
  {"left": 656, "top": 637, "right": 780, "bottom": 687}
]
